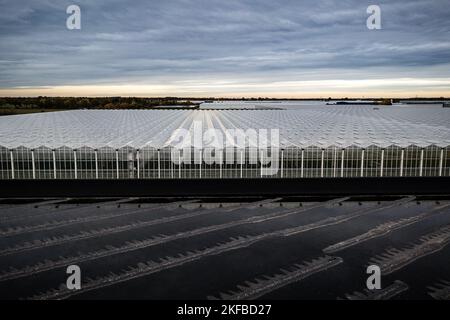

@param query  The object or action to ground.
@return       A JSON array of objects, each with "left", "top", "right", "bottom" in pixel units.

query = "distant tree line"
[
  {"left": 0, "top": 96, "right": 448, "bottom": 115},
  {"left": 0, "top": 97, "right": 198, "bottom": 110}
]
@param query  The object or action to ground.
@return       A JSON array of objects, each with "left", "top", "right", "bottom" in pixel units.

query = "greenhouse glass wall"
[{"left": 0, "top": 145, "right": 449, "bottom": 180}]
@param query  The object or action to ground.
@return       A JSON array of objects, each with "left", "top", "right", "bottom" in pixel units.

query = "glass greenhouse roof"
[{"left": 0, "top": 105, "right": 449, "bottom": 149}]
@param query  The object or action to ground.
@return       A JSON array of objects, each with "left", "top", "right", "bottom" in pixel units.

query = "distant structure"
[
  {"left": 0, "top": 105, "right": 449, "bottom": 179},
  {"left": 327, "top": 99, "right": 392, "bottom": 106}
]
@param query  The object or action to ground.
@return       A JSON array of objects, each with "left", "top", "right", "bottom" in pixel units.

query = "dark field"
[{"left": 0, "top": 196, "right": 449, "bottom": 300}]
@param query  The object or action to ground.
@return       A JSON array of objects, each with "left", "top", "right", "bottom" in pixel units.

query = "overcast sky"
[{"left": 0, "top": 0, "right": 449, "bottom": 97}]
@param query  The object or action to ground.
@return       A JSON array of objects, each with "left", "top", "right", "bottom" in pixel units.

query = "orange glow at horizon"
[{"left": 1, "top": 78, "right": 449, "bottom": 98}]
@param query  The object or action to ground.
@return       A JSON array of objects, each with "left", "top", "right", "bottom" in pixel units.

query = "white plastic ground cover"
[{"left": 0, "top": 105, "right": 449, "bottom": 149}]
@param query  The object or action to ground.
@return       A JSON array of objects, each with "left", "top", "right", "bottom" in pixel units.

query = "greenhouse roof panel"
[{"left": 0, "top": 106, "right": 449, "bottom": 149}]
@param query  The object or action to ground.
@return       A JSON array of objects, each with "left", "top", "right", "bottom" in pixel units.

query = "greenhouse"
[{"left": 0, "top": 106, "right": 449, "bottom": 180}]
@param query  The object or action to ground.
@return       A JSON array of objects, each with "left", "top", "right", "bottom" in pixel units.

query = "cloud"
[{"left": 0, "top": 0, "right": 449, "bottom": 96}]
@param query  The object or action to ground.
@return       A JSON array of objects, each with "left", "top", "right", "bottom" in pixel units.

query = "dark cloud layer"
[{"left": 0, "top": 0, "right": 449, "bottom": 95}]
